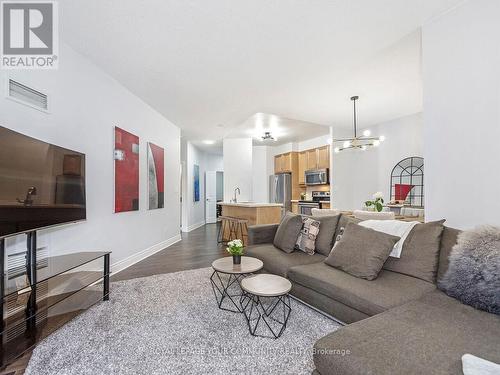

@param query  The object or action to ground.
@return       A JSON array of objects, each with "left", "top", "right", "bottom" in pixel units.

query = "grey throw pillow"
[
  {"left": 310, "top": 214, "right": 341, "bottom": 256},
  {"left": 383, "top": 220, "right": 445, "bottom": 283},
  {"left": 273, "top": 212, "right": 303, "bottom": 253},
  {"left": 333, "top": 214, "right": 362, "bottom": 245},
  {"left": 325, "top": 222, "right": 400, "bottom": 280},
  {"left": 295, "top": 217, "right": 321, "bottom": 255},
  {"left": 438, "top": 225, "right": 500, "bottom": 315}
]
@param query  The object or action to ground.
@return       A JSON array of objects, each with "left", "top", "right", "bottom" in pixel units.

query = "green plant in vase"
[
  {"left": 227, "top": 239, "right": 244, "bottom": 264},
  {"left": 365, "top": 192, "right": 384, "bottom": 212}
]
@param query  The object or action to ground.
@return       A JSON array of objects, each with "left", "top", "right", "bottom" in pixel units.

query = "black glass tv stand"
[{"left": 0, "top": 231, "right": 110, "bottom": 368}]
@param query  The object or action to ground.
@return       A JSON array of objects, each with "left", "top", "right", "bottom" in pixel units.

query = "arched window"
[{"left": 390, "top": 157, "right": 424, "bottom": 207}]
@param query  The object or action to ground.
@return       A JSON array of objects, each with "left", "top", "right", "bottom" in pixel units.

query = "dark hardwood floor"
[
  {"left": 1, "top": 223, "right": 225, "bottom": 375},
  {"left": 112, "top": 223, "right": 225, "bottom": 281}
]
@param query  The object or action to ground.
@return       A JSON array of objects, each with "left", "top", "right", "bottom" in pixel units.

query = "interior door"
[{"left": 205, "top": 171, "right": 217, "bottom": 224}]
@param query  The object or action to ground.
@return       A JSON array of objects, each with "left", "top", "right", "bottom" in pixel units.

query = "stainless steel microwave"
[{"left": 305, "top": 169, "right": 329, "bottom": 185}]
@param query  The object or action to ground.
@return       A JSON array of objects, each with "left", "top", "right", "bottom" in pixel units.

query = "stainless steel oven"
[
  {"left": 298, "top": 191, "right": 330, "bottom": 215},
  {"left": 305, "top": 169, "right": 329, "bottom": 185},
  {"left": 298, "top": 201, "right": 319, "bottom": 215}
]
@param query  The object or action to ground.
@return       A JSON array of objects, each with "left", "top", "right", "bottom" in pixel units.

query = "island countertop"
[
  {"left": 217, "top": 202, "right": 283, "bottom": 208},
  {"left": 218, "top": 202, "right": 283, "bottom": 226}
]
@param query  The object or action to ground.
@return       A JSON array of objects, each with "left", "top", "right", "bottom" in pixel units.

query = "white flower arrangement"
[
  {"left": 365, "top": 192, "right": 384, "bottom": 212},
  {"left": 227, "top": 239, "right": 244, "bottom": 255}
]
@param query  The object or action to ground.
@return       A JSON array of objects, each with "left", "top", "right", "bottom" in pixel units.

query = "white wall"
[
  {"left": 0, "top": 43, "right": 181, "bottom": 273},
  {"left": 252, "top": 146, "right": 269, "bottom": 203},
  {"left": 332, "top": 113, "right": 423, "bottom": 210},
  {"left": 422, "top": 0, "right": 500, "bottom": 229},
  {"left": 181, "top": 142, "right": 222, "bottom": 232},
  {"left": 223, "top": 138, "right": 253, "bottom": 202}
]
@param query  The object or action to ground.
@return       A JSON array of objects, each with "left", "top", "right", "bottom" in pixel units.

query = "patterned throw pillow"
[{"left": 295, "top": 217, "right": 321, "bottom": 255}]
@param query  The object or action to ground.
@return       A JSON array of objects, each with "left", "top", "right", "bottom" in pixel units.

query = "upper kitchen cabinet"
[
  {"left": 298, "top": 151, "right": 307, "bottom": 184},
  {"left": 306, "top": 149, "right": 317, "bottom": 170},
  {"left": 274, "top": 152, "right": 293, "bottom": 173},
  {"left": 303, "top": 146, "right": 330, "bottom": 172},
  {"left": 317, "top": 145, "right": 330, "bottom": 169}
]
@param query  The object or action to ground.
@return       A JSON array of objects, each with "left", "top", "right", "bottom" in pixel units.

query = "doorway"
[{"left": 205, "top": 171, "right": 223, "bottom": 223}]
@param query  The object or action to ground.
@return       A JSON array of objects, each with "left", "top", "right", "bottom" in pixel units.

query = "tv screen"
[{"left": 0, "top": 126, "right": 86, "bottom": 238}]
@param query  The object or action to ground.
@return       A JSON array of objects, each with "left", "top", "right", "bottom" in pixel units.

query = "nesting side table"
[
  {"left": 240, "top": 274, "right": 292, "bottom": 339},
  {"left": 210, "top": 256, "right": 263, "bottom": 313}
]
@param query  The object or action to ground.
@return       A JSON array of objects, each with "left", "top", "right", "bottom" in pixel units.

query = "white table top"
[
  {"left": 241, "top": 274, "right": 292, "bottom": 297},
  {"left": 211, "top": 256, "right": 263, "bottom": 274}
]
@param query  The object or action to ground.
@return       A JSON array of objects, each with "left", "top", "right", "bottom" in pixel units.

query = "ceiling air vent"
[{"left": 8, "top": 79, "right": 48, "bottom": 110}]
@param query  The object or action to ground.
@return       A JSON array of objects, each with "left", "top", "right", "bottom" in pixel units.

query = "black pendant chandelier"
[{"left": 333, "top": 96, "right": 385, "bottom": 152}]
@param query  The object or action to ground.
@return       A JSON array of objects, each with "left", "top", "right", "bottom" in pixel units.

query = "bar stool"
[{"left": 217, "top": 216, "right": 248, "bottom": 245}]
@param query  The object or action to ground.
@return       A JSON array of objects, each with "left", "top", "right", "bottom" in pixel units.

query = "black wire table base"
[
  {"left": 240, "top": 292, "right": 291, "bottom": 339},
  {"left": 210, "top": 270, "right": 248, "bottom": 313}
]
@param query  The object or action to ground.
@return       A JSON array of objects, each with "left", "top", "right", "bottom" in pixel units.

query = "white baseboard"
[
  {"left": 181, "top": 221, "right": 205, "bottom": 233},
  {"left": 110, "top": 234, "right": 182, "bottom": 275}
]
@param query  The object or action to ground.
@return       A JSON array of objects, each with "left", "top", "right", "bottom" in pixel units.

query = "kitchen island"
[{"left": 217, "top": 202, "right": 283, "bottom": 225}]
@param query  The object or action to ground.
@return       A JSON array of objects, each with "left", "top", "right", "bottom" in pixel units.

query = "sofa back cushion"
[
  {"left": 273, "top": 212, "right": 303, "bottom": 253},
  {"left": 437, "top": 226, "right": 461, "bottom": 280},
  {"left": 311, "top": 214, "right": 341, "bottom": 256},
  {"left": 325, "top": 222, "right": 400, "bottom": 280},
  {"left": 383, "top": 220, "right": 445, "bottom": 283}
]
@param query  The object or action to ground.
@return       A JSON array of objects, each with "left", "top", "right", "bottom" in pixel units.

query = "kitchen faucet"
[{"left": 233, "top": 187, "right": 240, "bottom": 203}]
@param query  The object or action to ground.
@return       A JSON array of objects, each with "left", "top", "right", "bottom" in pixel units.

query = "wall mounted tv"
[{"left": 0, "top": 126, "right": 86, "bottom": 238}]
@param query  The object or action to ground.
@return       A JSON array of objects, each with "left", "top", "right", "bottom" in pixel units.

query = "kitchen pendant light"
[{"left": 332, "top": 96, "right": 385, "bottom": 153}]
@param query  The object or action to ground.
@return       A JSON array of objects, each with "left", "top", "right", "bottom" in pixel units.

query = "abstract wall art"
[
  {"left": 114, "top": 126, "right": 139, "bottom": 213},
  {"left": 193, "top": 164, "right": 200, "bottom": 202},
  {"left": 147, "top": 142, "right": 165, "bottom": 209}
]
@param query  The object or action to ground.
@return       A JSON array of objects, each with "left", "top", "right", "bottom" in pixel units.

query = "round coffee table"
[
  {"left": 240, "top": 274, "right": 292, "bottom": 339},
  {"left": 210, "top": 256, "right": 263, "bottom": 313}
]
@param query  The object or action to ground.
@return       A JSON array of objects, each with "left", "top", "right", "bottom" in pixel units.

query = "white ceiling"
[
  {"left": 227, "top": 112, "right": 330, "bottom": 146},
  {"left": 60, "top": 0, "right": 461, "bottom": 152}
]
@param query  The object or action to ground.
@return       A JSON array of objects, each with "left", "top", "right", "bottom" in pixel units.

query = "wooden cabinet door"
[
  {"left": 274, "top": 155, "right": 282, "bottom": 173},
  {"left": 306, "top": 149, "right": 318, "bottom": 170},
  {"left": 317, "top": 146, "right": 330, "bottom": 169},
  {"left": 298, "top": 151, "right": 306, "bottom": 184},
  {"left": 291, "top": 202, "right": 299, "bottom": 214},
  {"left": 282, "top": 153, "right": 292, "bottom": 172}
]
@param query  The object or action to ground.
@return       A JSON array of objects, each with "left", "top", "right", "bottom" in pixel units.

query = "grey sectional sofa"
[{"left": 245, "top": 217, "right": 500, "bottom": 375}]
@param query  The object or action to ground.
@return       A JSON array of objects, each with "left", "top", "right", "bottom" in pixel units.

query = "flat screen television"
[{"left": 0, "top": 126, "right": 86, "bottom": 238}]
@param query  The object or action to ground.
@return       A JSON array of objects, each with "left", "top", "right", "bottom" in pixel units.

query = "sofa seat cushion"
[
  {"left": 245, "top": 244, "right": 325, "bottom": 277},
  {"left": 288, "top": 262, "right": 435, "bottom": 316},
  {"left": 313, "top": 290, "right": 500, "bottom": 375}
]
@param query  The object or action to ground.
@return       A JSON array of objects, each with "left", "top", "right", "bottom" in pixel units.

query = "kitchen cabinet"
[
  {"left": 317, "top": 146, "right": 330, "bottom": 169},
  {"left": 274, "top": 153, "right": 293, "bottom": 173},
  {"left": 306, "top": 149, "right": 317, "bottom": 170},
  {"left": 298, "top": 151, "right": 307, "bottom": 185},
  {"left": 302, "top": 146, "right": 330, "bottom": 171},
  {"left": 282, "top": 152, "right": 292, "bottom": 172},
  {"left": 274, "top": 154, "right": 282, "bottom": 173},
  {"left": 291, "top": 201, "right": 299, "bottom": 214}
]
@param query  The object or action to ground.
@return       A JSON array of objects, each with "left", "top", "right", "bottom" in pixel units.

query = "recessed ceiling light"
[{"left": 202, "top": 140, "right": 215, "bottom": 145}]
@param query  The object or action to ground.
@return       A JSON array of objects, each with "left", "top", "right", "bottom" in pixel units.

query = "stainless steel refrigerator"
[{"left": 269, "top": 173, "right": 292, "bottom": 213}]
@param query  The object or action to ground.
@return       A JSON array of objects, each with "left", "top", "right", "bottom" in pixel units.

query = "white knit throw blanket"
[{"left": 359, "top": 219, "right": 419, "bottom": 258}]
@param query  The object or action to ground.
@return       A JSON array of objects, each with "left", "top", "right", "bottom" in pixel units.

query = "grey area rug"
[{"left": 26, "top": 267, "right": 340, "bottom": 374}]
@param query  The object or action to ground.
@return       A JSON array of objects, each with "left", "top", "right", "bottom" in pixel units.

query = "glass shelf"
[
  {"left": 2, "top": 283, "right": 105, "bottom": 366},
  {"left": 3, "top": 251, "right": 110, "bottom": 299},
  {"left": 2, "top": 269, "right": 106, "bottom": 335}
]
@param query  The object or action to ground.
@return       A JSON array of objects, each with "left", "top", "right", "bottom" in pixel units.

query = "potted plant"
[
  {"left": 365, "top": 192, "right": 384, "bottom": 212},
  {"left": 227, "top": 239, "right": 244, "bottom": 265}
]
